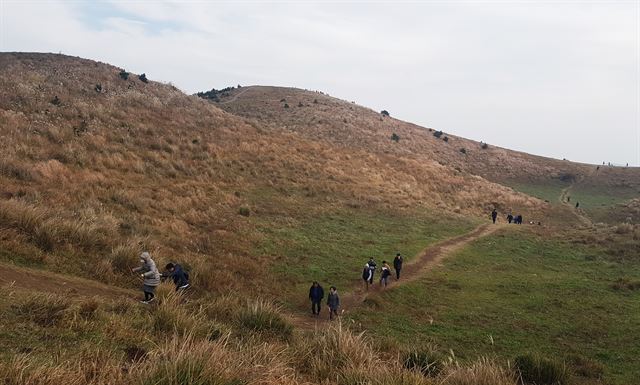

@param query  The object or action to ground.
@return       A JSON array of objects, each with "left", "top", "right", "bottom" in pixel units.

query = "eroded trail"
[
  {"left": 559, "top": 182, "right": 592, "bottom": 227},
  {"left": 0, "top": 262, "right": 134, "bottom": 299},
  {"left": 291, "top": 223, "right": 502, "bottom": 330}
]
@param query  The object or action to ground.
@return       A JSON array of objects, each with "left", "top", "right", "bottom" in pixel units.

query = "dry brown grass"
[{"left": 0, "top": 52, "right": 563, "bottom": 296}]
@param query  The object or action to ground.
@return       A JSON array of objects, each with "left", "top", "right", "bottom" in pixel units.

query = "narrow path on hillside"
[
  {"left": 290, "top": 223, "right": 502, "bottom": 330},
  {"left": 559, "top": 181, "right": 592, "bottom": 227},
  {"left": 217, "top": 87, "right": 250, "bottom": 105},
  {"left": 0, "top": 262, "right": 134, "bottom": 299}
]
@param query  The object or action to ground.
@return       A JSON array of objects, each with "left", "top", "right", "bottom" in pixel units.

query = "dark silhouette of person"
[
  {"left": 507, "top": 213, "right": 513, "bottom": 224},
  {"left": 575, "top": 202, "right": 580, "bottom": 208},
  {"left": 491, "top": 209, "right": 498, "bottom": 224}
]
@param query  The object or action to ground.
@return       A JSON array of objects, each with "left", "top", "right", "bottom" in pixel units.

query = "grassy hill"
[{"left": 0, "top": 53, "right": 638, "bottom": 384}]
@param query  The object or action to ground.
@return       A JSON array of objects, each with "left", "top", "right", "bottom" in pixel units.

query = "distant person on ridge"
[
  {"left": 327, "top": 286, "right": 340, "bottom": 320},
  {"left": 132, "top": 252, "right": 161, "bottom": 304},
  {"left": 393, "top": 253, "right": 403, "bottom": 280},
  {"left": 380, "top": 261, "right": 391, "bottom": 288},
  {"left": 575, "top": 202, "right": 580, "bottom": 208},
  {"left": 491, "top": 209, "right": 498, "bottom": 224},
  {"left": 308, "top": 281, "right": 324, "bottom": 316},
  {"left": 162, "top": 262, "right": 190, "bottom": 291},
  {"left": 507, "top": 213, "right": 513, "bottom": 224},
  {"left": 516, "top": 215, "right": 523, "bottom": 224}
]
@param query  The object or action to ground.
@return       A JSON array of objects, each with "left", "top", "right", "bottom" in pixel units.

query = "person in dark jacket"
[
  {"left": 327, "top": 286, "right": 340, "bottom": 320},
  {"left": 491, "top": 209, "right": 498, "bottom": 224},
  {"left": 309, "top": 281, "right": 324, "bottom": 316},
  {"left": 393, "top": 253, "right": 403, "bottom": 280},
  {"left": 380, "top": 261, "right": 391, "bottom": 288},
  {"left": 507, "top": 213, "right": 513, "bottom": 224},
  {"left": 366, "top": 258, "right": 377, "bottom": 284},
  {"left": 162, "top": 263, "right": 190, "bottom": 291}
]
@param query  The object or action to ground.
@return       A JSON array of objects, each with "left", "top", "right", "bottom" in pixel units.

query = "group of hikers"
[
  {"left": 131, "top": 252, "right": 190, "bottom": 304},
  {"left": 308, "top": 253, "right": 404, "bottom": 319},
  {"left": 491, "top": 209, "right": 523, "bottom": 224}
]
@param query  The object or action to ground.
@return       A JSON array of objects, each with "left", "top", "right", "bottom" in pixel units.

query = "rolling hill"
[{"left": 0, "top": 53, "right": 639, "bottom": 384}]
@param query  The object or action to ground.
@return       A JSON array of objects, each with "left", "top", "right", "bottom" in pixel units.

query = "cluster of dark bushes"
[
  {"left": 433, "top": 130, "right": 449, "bottom": 143},
  {"left": 391, "top": 133, "right": 400, "bottom": 143},
  {"left": 196, "top": 86, "right": 238, "bottom": 102},
  {"left": 381, "top": 110, "right": 390, "bottom": 117}
]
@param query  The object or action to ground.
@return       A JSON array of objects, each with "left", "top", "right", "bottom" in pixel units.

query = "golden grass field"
[{"left": 0, "top": 53, "right": 638, "bottom": 384}]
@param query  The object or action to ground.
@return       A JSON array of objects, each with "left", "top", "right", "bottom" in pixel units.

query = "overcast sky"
[{"left": 2, "top": 1, "right": 638, "bottom": 166}]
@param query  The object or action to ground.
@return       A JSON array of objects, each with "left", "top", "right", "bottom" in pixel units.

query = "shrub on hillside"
[
  {"left": 236, "top": 299, "right": 293, "bottom": 341},
  {"left": 433, "top": 130, "right": 443, "bottom": 139},
  {"left": 381, "top": 110, "right": 390, "bottom": 117},
  {"left": 12, "top": 293, "right": 70, "bottom": 327},
  {"left": 459, "top": 148, "right": 467, "bottom": 154},
  {"left": 403, "top": 349, "right": 444, "bottom": 377},
  {"left": 313, "top": 98, "right": 318, "bottom": 104},
  {"left": 283, "top": 103, "right": 290, "bottom": 109},
  {"left": 443, "top": 136, "right": 449, "bottom": 142},
  {"left": 391, "top": 133, "right": 400, "bottom": 143},
  {"left": 138, "top": 73, "right": 149, "bottom": 83},
  {"left": 50, "top": 95, "right": 61, "bottom": 106},
  {"left": 238, "top": 207, "right": 250, "bottom": 216},
  {"left": 119, "top": 70, "right": 129, "bottom": 80},
  {"left": 481, "top": 142, "right": 489, "bottom": 149},
  {"left": 298, "top": 102, "right": 303, "bottom": 107},
  {"left": 513, "top": 354, "right": 568, "bottom": 385}
]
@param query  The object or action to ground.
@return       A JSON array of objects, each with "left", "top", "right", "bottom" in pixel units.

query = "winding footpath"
[
  {"left": 291, "top": 223, "right": 502, "bottom": 329},
  {"left": 0, "top": 223, "right": 503, "bottom": 332}
]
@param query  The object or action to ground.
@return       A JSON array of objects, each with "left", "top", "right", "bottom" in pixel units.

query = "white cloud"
[{"left": 1, "top": 0, "right": 638, "bottom": 165}]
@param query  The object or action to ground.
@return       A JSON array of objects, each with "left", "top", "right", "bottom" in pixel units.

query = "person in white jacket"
[{"left": 132, "top": 252, "right": 161, "bottom": 303}]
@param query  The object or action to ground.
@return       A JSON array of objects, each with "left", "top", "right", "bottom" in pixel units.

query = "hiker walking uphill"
[
  {"left": 491, "top": 209, "right": 498, "bottom": 224},
  {"left": 507, "top": 213, "right": 513, "bottom": 224},
  {"left": 327, "top": 286, "right": 340, "bottom": 320},
  {"left": 362, "top": 258, "right": 377, "bottom": 290},
  {"left": 132, "top": 252, "right": 161, "bottom": 304},
  {"left": 393, "top": 253, "right": 403, "bottom": 280},
  {"left": 162, "top": 262, "right": 190, "bottom": 291},
  {"left": 309, "top": 281, "right": 324, "bottom": 316},
  {"left": 380, "top": 261, "right": 391, "bottom": 288}
]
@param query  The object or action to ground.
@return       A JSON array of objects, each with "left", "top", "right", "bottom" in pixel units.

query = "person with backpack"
[
  {"left": 132, "top": 252, "right": 161, "bottom": 304},
  {"left": 393, "top": 253, "right": 403, "bottom": 280},
  {"left": 507, "top": 213, "right": 513, "bottom": 224},
  {"left": 162, "top": 262, "right": 190, "bottom": 291},
  {"left": 308, "top": 281, "right": 324, "bottom": 316},
  {"left": 380, "top": 261, "right": 391, "bottom": 288},
  {"left": 362, "top": 263, "right": 372, "bottom": 290},
  {"left": 327, "top": 286, "right": 340, "bottom": 320},
  {"left": 367, "top": 257, "right": 377, "bottom": 284},
  {"left": 491, "top": 209, "right": 498, "bottom": 224}
]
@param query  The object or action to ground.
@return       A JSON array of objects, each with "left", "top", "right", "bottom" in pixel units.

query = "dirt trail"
[
  {"left": 218, "top": 87, "right": 250, "bottom": 105},
  {"left": 0, "top": 262, "right": 134, "bottom": 299},
  {"left": 559, "top": 181, "right": 592, "bottom": 227},
  {"left": 290, "top": 223, "right": 502, "bottom": 330}
]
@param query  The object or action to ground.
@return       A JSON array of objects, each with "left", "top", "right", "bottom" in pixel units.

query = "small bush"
[
  {"left": 381, "top": 110, "right": 390, "bottom": 117},
  {"left": 481, "top": 142, "right": 489, "bottom": 149},
  {"left": 119, "top": 70, "right": 129, "bottom": 80},
  {"left": 94, "top": 83, "right": 102, "bottom": 93},
  {"left": 238, "top": 207, "right": 250, "bottom": 217},
  {"left": 443, "top": 136, "right": 449, "bottom": 142},
  {"left": 403, "top": 349, "right": 443, "bottom": 377},
  {"left": 391, "top": 133, "right": 400, "bottom": 143},
  {"left": 459, "top": 148, "right": 467, "bottom": 154},
  {"left": 433, "top": 130, "right": 443, "bottom": 139},
  {"left": 313, "top": 99, "right": 318, "bottom": 104},
  {"left": 611, "top": 277, "right": 640, "bottom": 291},
  {"left": 513, "top": 354, "right": 568, "bottom": 385},
  {"left": 568, "top": 355, "right": 604, "bottom": 379},
  {"left": 236, "top": 299, "right": 293, "bottom": 341},
  {"left": 298, "top": 102, "right": 303, "bottom": 107},
  {"left": 77, "top": 299, "right": 100, "bottom": 319},
  {"left": 12, "top": 293, "right": 70, "bottom": 327},
  {"left": 280, "top": 98, "right": 286, "bottom": 102},
  {"left": 283, "top": 103, "right": 290, "bottom": 109},
  {"left": 139, "top": 73, "right": 149, "bottom": 83},
  {"left": 50, "top": 96, "right": 61, "bottom": 106}
]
